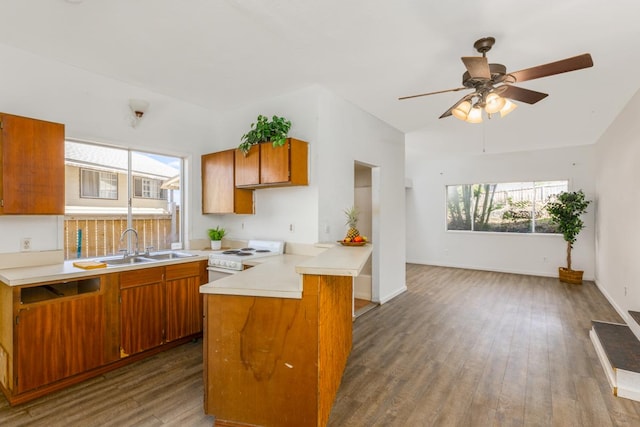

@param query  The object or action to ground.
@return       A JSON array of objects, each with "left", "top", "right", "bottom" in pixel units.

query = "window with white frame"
[
  {"left": 446, "top": 180, "right": 568, "bottom": 233},
  {"left": 133, "top": 176, "right": 167, "bottom": 200},
  {"left": 65, "top": 140, "right": 183, "bottom": 260},
  {"left": 80, "top": 168, "right": 118, "bottom": 199}
]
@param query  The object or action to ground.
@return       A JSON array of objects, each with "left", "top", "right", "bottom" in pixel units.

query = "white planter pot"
[{"left": 210, "top": 240, "right": 222, "bottom": 250}]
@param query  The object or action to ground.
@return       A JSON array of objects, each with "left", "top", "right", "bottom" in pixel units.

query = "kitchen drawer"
[
  {"left": 165, "top": 261, "right": 202, "bottom": 281},
  {"left": 119, "top": 267, "right": 164, "bottom": 289}
]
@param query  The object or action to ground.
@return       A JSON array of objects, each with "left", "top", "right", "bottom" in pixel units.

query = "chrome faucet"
[{"left": 120, "top": 228, "right": 139, "bottom": 256}]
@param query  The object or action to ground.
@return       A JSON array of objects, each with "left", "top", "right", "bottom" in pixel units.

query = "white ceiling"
[{"left": 1, "top": 0, "right": 638, "bottom": 152}]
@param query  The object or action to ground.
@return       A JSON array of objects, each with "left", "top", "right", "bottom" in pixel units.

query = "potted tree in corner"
[
  {"left": 208, "top": 226, "right": 226, "bottom": 250},
  {"left": 546, "top": 190, "right": 591, "bottom": 284}
]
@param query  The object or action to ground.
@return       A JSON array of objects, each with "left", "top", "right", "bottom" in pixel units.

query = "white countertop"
[
  {"left": 200, "top": 254, "right": 310, "bottom": 299},
  {"left": 0, "top": 252, "right": 209, "bottom": 287},
  {"left": 295, "top": 244, "right": 372, "bottom": 276},
  {"left": 200, "top": 243, "right": 373, "bottom": 300}
]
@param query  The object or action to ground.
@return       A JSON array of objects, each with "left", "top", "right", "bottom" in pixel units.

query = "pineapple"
[{"left": 344, "top": 206, "right": 360, "bottom": 239}]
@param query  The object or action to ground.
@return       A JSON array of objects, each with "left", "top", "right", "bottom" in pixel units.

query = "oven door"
[{"left": 207, "top": 266, "right": 239, "bottom": 282}]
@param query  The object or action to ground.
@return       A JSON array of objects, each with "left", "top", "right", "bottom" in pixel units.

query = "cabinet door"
[
  {"left": 202, "top": 149, "right": 253, "bottom": 214},
  {"left": 120, "top": 268, "right": 165, "bottom": 356},
  {"left": 15, "top": 294, "right": 105, "bottom": 393},
  {"left": 0, "top": 113, "right": 65, "bottom": 214},
  {"left": 259, "top": 141, "right": 290, "bottom": 184},
  {"left": 234, "top": 145, "right": 260, "bottom": 187},
  {"left": 165, "top": 262, "right": 205, "bottom": 341}
]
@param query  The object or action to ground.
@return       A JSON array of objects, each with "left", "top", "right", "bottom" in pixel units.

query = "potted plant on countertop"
[
  {"left": 207, "top": 226, "right": 226, "bottom": 250},
  {"left": 546, "top": 190, "right": 591, "bottom": 284},
  {"left": 238, "top": 114, "right": 292, "bottom": 155}
]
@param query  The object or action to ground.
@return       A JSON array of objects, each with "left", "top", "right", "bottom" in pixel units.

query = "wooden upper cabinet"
[
  {"left": 235, "top": 138, "right": 308, "bottom": 188},
  {"left": 202, "top": 149, "right": 253, "bottom": 214},
  {"left": 0, "top": 113, "right": 65, "bottom": 214}
]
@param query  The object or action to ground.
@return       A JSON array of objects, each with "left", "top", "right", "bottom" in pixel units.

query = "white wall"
[
  {"left": 594, "top": 88, "right": 640, "bottom": 319},
  {"left": 0, "top": 43, "right": 215, "bottom": 254},
  {"left": 0, "top": 44, "right": 407, "bottom": 306},
  {"left": 197, "top": 86, "right": 321, "bottom": 243},
  {"left": 405, "top": 139, "right": 596, "bottom": 279},
  {"left": 316, "top": 88, "right": 406, "bottom": 303},
  {"left": 205, "top": 86, "right": 407, "bottom": 304}
]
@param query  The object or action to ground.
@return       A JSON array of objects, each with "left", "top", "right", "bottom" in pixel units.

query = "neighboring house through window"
[
  {"left": 134, "top": 176, "right": 167, "bottom": 200},
  {"left": 80, "top": 168, "right": 118, "bottom": 199}
]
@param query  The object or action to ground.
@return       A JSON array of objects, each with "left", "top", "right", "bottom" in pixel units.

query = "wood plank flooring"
[
  {"left": 2, "top": 264, "right": 639, "bottom": 426},
  {"left": 0, "top": 340, "right": 214, "bottom": 426},
  {"left": 328, "top": 264, "right": 640, "bottom": 426}
]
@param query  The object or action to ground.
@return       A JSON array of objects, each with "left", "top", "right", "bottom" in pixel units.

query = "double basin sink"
[{"left": 100, "top": 251, "right": 197, "bottom": 266}]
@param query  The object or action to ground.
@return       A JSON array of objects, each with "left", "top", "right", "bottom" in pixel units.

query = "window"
[
  {"left": 65, "top": 140, "right": 183, "bottom": 260},
  {"left": 446, "top": 180, "right": 568, "bottom": 233},
  {"left": 133, "top": 176, "right": 167, "bottom": 200},
  {"left": 80, "top": 169, "right": 118, "bottom": 199}
]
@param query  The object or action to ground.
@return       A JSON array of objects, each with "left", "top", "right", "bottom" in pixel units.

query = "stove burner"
[
  {"left": 236, "top": 252, "right": 252, "bottom": 256},
  {"left": 255, "top": 249, "right": 271, "bottom": 253},
  {"left": 222, "top": 250, "right": 240, "bottom": 255},
  {"left": 241, "top": 247, "right": 255, "bottom": 251}
]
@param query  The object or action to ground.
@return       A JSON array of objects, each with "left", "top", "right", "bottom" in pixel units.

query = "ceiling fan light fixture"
[
  {"left": 499, "top": 99, "right": 518, "bottom": 117},
  {"left": 452, "top": 100, "right": 472, "bottom": 121},
  {"left": 484, "top": 92, "right": 506, "bottom": 114},
  {"left": 466, "top": 106, "right": 483, "bottom": 123}
]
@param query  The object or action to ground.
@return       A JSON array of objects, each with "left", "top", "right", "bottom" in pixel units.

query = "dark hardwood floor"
[{"left": 2, "top": 264, "right": 639, "bottom": 426}]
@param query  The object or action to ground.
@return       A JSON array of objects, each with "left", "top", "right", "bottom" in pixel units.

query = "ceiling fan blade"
[
  {"left": 398, "top": 87, "right": 467, "bottom": 100},
  {"left": 500, "top": 85, "right": 548, "bottom": 104},
  {"left": 508, "top": 53, "right": 593, "bottom": 83},
  {"left": 461, "top": 56, "right": 491, "bottom": 79}
]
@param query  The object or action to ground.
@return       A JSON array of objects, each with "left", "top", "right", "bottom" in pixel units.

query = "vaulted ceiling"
[{"left": 1, "top": 0, "right": 638, "bottom": 152}]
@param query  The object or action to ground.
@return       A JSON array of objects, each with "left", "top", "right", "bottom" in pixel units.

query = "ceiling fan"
[{"left": 399, "top": 37, "right": 593, "bottom": 123}]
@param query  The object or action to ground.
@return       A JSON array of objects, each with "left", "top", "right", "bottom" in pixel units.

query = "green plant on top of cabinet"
[
  {"left": 235, "top": 138, "right": 308, "bottom": 188},
  {"left": 202, "top": 149, "right": 254, "bottom": 214},
  {"left": 0, "top": 112, "right": 65, "bottom": 214}
]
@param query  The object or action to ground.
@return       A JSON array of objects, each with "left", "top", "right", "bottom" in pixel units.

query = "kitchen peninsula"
[{"left": 200, "top": 243, "right": 372, "bottom": 427}]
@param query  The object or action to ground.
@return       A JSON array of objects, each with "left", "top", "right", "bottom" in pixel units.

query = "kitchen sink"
[
  {"left": 144, "top": 251, "right": 197, "bottom": 260},
  {"left": 99, "top": 251, "right": 196, "bottom": 265},
  {"left": 99, "top": 256, "right": 155, "bottom": 265}
]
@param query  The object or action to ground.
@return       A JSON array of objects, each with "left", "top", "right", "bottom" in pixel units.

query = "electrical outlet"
[{"left": 21, "top": 238, "right": 32, "bottom": 251}]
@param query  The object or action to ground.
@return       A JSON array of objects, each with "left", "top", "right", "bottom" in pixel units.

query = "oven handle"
[{"left": 207, "top": 266, "right": 240, "bottom": 274}]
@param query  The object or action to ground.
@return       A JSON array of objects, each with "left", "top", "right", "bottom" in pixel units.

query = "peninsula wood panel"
[
  {"left": 203, "top": 273, "right": 353, "bottom": 427},
  {"left": 0, "top": 113, "right": 65, "bottom": 214},
  {"left": 315, "top": 275, "right": 353, "bottom": 426},
  {"left": 204, "top": 293, "right": 318, "bottom": 426}
]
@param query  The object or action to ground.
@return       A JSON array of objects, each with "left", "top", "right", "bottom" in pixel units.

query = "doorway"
[{"left": 353, "top": 161, "right": 377, "bottom": 318}]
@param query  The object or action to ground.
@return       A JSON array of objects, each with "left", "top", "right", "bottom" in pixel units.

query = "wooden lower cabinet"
[
  {"left": 0, "top": 259, "right": 206, "bottom": 405},
  {"left": 165, "top": 261, "right": 206, "bottom": 342},
  {"left": 120, "top": 267, "right": 165, "bottom": 357},
  {"left": 15, "top": 287, "right": 106, "bottom": 393}
]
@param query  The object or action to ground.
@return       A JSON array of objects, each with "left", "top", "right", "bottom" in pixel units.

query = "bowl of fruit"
[
  {"left": 339, "top": 235, "right": 368, "bottom": 246},
  {"left": 338, "top": 206, "right": 369, "bottom": 246}
]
